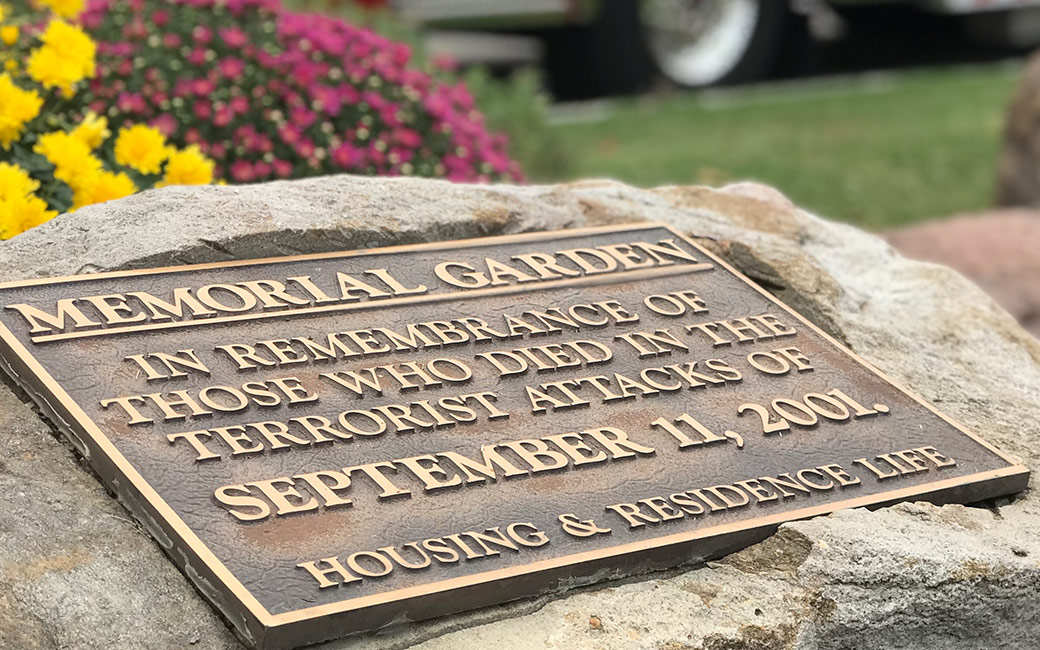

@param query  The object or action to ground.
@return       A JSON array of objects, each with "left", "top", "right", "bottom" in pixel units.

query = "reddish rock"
[{"left": 885, "top": 210, "right": 1040, "bottom": 337}]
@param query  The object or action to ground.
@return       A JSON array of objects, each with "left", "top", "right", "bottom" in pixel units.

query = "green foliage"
[
  {"left": 543, "top": 65, "right": 1021, "bottom": 229},
  {"left": 461, "top": 66, "right": 570, "bottom": 181}
]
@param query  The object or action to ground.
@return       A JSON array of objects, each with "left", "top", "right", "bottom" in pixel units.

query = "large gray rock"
[
  {"left": 1, "top": 176, "right": 1038, "bottom": 650},
  {"left": 885, "top": 209, "right": 1040, "bottom": 338}
]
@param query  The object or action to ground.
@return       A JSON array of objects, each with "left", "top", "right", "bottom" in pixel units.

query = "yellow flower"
[
  {"left": 0, "top": 74, "right": 43, "bottom": 149},
  {"left": 33, "top": 130, "right": 102, "bottom": 190},
  {"left": 91, "top": 170, "right": 137, "bottom": 203},
  {"left": 26, "top": 20, "right": 96, "bottom": 92},
  {"left": 40, "top": 0, "right": 84, "bottom": 19},
  {"left": 0, "top": 194, "right": 57, "bottom": 238},
  {"left": 0, "top": 25, "right": 17, "bottom": 47},
  {"left": 71, "top": 170, "right": 136, "bottom": 209},
  {"left": 114, "top": 124, "right": 170, "bottom": 175},
  {"left": 38, "top": 19, "right": 93, "bottom": 57},
  {"left": 0, "top": 163, "right": 57, "bottom": 240},
  {"left": 0, "top": 3, "right": 7, "bottom": 22},
  {"left": 0, "top": 162, "right": 38, "bottom": 204},
  {"left": 158, "top": 145, "right": 215, "bottom": 186},
  {"left": 71, "top": 111, "right": 109, "bottom": 150}
]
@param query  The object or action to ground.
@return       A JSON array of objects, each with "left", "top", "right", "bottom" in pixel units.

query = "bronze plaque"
[{"left": 0, "top": 224, "right": 1027, "bottom": 649}]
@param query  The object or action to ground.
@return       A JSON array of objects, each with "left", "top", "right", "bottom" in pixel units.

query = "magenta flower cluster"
[{"left": 77, "top": 0, "right": 522, "bottom": 183}]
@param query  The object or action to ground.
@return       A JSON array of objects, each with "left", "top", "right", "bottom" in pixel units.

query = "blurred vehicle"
[{"left": 373, "top": 0, "right": 1040, "bottom": 99}]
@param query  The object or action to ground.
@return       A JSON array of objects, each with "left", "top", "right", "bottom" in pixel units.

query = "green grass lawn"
[{"left": 536, "top": 64, "right": 1021, "bottom": 231}]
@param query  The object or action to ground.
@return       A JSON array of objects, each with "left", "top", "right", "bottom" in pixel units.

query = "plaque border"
[{"left": 0, "top": 223, "right": 1029, "bottom": 648}]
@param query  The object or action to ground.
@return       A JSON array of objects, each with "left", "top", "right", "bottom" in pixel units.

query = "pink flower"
[
  {"left": 80, "top": 9, "right": 104, "bottom": 30},
  {"left": 272, "top": 159, "right": 293, "bottom": 177},
  {"left": 391, "top": 42, "right": 410, "bottom": 66},
  {"left": 401, "top": 69, "right": 431, "bottom": 92},
  {"left": 388, "top": 145, "right": 413, "bottom": 164},
  {"left": 449, "top": 82, "right": 474, "bottom": 110},
  {"left": 213, "top": 105, "right": 234, "bottom": 127},
  {"left": 309, "top": 85, "right": 341, "bottom": 116},
  {"left": 117, "top": 92, "right": 147, "bottom": 114},
  {"left": 219, "top": 27, "right": 248, "bottom": 49},
  {"left": 100, "top": 42, "right": 134, "bottom": 57},
  {"left": 81, "top": 0, "right": 523, "bottom": 186},
  {"left": 393, "top": 128, "right": 421, "bottom": 149},
  {"left": 193, "top": 25, "right": 213, "bottom": 44},
  {"left": 123, "top": 19, "right": 147, "bottom": 40},
  {"left": 256, "top": 49, "right": 278, "bottom": 68},
  {"left": 289, "top": 106, "right": 317, "bottom": 129},
  {"left": 432, "top": 54, "right": 457, "bottom": 72},
  {"left": 193, "top": 100, "right": 211, "bottom": 120},
  {"left": 340, "top": 84, "right": 360, "bottom": 105},
  {"left": 367, "top": 142, "right": 386, "bottom": 167},
  {"left": 379, "top": 102, "right": 402, "bottom": 128},
  {"left": 361, "top": 90, "right": 386, "bottom": 112},
  {"left": 218, "top": 57, "right": 245, "bottom": 80},
  {"left": 253, "top": 161, "right": 272, "bottom": 178},
  {"left": 483, "top": 148, "right": 510, "bottom": 174},
  {"left": 209, "top": 142, "right": 227, "bottom": 159},
  {"left": 230, "top": 160, "right": 255, "bottom": 182},
  {"left": 173, "top": 79, "right": 192, "bottom": 98},
  {"left": 279, "top": 124, "right": 301, "bottom": 145},
  {"left": 296, "top": 138, "right": 315, "bottom": 159},
  {"left": 229, "top": 96, "right": 249, "bottom": 115},
  {"left": 233, "top": 124, "right": 257, "bottom": 149},
  {"left": 423, "top": 93, "right": 452, "bottom": 120},
  {"left": 149, "top": 113, "right": 177, "bottom": 136},
  {"left": 332, "top": 142, "right": 362, "bottom": 169},
  {"left": 187, "top": 47, "right": 207, "bottom": 66},
  {"left": 190, "top": 78, "right": 215, "bottom": 95}
]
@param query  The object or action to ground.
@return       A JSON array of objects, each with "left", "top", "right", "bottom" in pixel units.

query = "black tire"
[
  {"left": 540, "top": 1, "right": 657, "bottom": 101},
  {"left": 639, "top": 0, "right": 791, "bottom": 89}
]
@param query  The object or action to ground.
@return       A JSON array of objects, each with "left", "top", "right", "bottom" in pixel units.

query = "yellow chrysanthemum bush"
[{"left": 0, "top": 1, "right": 217, "bottom": 239}]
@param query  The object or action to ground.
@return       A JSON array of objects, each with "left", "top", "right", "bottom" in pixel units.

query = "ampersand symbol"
[{"left": 558, "top": 513, "right": 611, "bottom": 538}]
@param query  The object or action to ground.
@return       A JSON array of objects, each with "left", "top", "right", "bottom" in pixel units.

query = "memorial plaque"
[{"left": 0, "top": 224, "right": 1027, "bottom": 649}]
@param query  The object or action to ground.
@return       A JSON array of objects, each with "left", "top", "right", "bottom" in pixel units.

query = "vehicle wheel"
[
  {"left": 639, "top": 0, "right": 789, "bottom": 88},
  {"left": 540, "top": 1, "right": 657, "bottom": 101}
]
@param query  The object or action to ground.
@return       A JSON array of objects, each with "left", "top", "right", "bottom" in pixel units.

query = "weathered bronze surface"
[{"left": 0, "top": 224, "right": 1027, "bottom": 649}]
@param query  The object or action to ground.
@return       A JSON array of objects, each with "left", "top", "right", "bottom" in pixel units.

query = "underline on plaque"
[{"left": 29, "top": 263, "right": 715, "bottom": 344}]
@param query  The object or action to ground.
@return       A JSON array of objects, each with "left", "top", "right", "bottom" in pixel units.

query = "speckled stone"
[{"left": 1, "top": 176, "right": 1037, "bottom": 650}]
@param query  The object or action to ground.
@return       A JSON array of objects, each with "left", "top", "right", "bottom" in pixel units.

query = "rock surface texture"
[{"left": 1, "top": 176, "right": 1038, "bottom": 650}]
